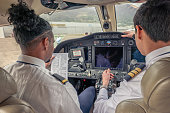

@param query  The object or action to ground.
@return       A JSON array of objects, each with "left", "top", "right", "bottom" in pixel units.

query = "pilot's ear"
[
  {"left": 42, "top": 37, "right": 50, "bottom": 50},
  {"left": 135, "top": 25, "right": 143, "bottom": 40}
]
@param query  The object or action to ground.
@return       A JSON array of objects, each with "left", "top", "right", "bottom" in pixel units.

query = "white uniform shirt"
[
  {"left": 4, "top": 55, "right": 82, "bottom": 113},
  {"left": 93, "top": 46, "right": 170, "bottom": 113}
]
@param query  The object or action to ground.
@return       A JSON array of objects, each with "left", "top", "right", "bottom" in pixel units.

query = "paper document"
[{"left": 51, "top": 53, "right": 68, "bottom": 79}]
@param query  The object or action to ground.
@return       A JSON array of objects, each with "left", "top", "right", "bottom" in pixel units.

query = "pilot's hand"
[
  {"left": 45, "top": 56, "right": 55, "bottom": 69},
  {"left": 102, "top": 69, "right": 114, "bottom": 87},
  {"left": 121, "top": 31, "right": 135, "bottom": 38}
]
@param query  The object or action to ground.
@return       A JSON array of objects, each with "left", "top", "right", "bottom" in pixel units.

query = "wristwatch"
[{"left": 100, "top": 85, "right": 108, "bottom": 89}]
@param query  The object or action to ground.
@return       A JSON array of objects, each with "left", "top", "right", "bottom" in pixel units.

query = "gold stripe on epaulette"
[
  {"left": 62, "top": 79, "right": 68, "bottom": 84},
  {"left": 128, "top": 72, "right": 135, "bottom": 77},
  {"left": 131, "top": 70, "right": 139, "bottom": 75},
  {"left": 135, "top": 68, "right": 142, "bottom": 72}
]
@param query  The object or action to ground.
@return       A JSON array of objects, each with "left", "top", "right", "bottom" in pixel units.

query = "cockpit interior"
[
  {"left": 1, "top": 0, "right": 170, "bottom": 113},
  {"left": 0, "top": 0, "right": 146, "bottom": 95}
]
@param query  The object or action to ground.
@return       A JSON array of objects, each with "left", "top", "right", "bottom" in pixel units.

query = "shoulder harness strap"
[{"left": 52, "top": 73, "right": 68, "bottom": 84}]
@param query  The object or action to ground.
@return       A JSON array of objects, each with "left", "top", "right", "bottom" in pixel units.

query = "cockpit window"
[
  {"left": 0, "top": 25, "right": 13, "bottom": 38},
  {"left": 115, "top": 3, "right": 142, "bottom": 32},
  {"left": 40, "top": 7, "right": 102, "bottom": 47}
]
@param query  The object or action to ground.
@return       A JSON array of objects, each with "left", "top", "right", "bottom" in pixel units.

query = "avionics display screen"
[
  {"left": 131, "top": 47, "right": 145, "bottom": 62},
  {"left": 73, "top": 50, "right": 82, "bottom": 57},
  {"left": 95, "top": 47, "right": 123, "bottom": 69},
  {"left": 70, "top": 47, "right": 85, "bottom": 60},
  {"left": 70, "top": 47, "right": 88, "bottom": 61}
]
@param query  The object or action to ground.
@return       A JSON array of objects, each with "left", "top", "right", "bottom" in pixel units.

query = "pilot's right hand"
[
  {"left": 45, "top": 56, "right": 55, "bottom": 69},
  {"left": 102, "top": 69, "right": 114, "bottom": 87},
  {"left": 121, "top": 31, "right": 135, "bottom": 38}
]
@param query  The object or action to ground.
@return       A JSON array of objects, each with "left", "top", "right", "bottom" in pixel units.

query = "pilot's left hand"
[
  {"left": 102, "top": 69, "right": 114, "bottom": 87},
  {"left": 121, "top": 30, "right": 134, "bottom": 38}
]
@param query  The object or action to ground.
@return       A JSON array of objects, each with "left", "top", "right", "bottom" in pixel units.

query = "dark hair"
[
  {"left": 133, "top": 0, "right": 170, "bottom": 42},
  {"left": 8, "top": 2, "right": 52, "bottom": 47}
]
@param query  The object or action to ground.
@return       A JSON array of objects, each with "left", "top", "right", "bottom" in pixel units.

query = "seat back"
[
  {"left": 116, "top": 57, "right": 170, "bottom": 113},
  {"left": 0, "top": 68, "right": 36, "bottom": 113}
]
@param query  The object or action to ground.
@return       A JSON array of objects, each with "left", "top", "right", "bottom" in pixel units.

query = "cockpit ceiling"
[
  {"left": 64, "top": 0, "right": 146, "bottom": 4},
  {"left": 64, "top": 0, "right": 127, "bottom": 5},
  {"left": 0, "top": 0, "right": 53, "bottom": 26},
  {"left": 0, "top": 0, "right": 144, "bottom": 26}
]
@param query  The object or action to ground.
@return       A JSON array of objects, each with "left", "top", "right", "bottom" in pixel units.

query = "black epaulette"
[{"left": 52, "top": 73, "right": 68, "bottom": 84}]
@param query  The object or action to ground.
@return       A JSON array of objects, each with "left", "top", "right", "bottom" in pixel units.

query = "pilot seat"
[
  {"left": 115, "top": 57, "right": 170, "bottom": 113},
  {"left": 0, "top": 67, "right": 37, "bottom": 113}
]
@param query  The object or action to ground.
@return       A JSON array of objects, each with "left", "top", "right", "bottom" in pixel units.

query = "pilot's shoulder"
[
  {"left": 35, "top": 72, "right": 70, "bottom": 94},
  {"left": 3, "top": 62, "right": 18, "bottom": 72},
  {"left": 40, "top": 71, "right": 70, "bottom": 88},
  {"left": 51, "top": 73, "right": 68, "bottom": 85}
]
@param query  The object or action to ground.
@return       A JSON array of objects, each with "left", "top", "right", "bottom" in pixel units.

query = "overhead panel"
[
  {"left": 64, "top": 0, "right": 127, "bottom": 5},
  {"left": 41, "top": 0, "right": 86, "bottom": 10}
]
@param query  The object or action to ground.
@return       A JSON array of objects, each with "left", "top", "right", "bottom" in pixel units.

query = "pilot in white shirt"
[
  {"left": 93, "top": 46, "right": 170, "bottom": 113},
  {"left": 4, "top": 3, "right": 95, "bottom": 113},
  {"left": 5, "top": 54, "right": 82, "bottom": 113},
  {"left": 94, "top": 0, "right": 170, "bottom": 112}
]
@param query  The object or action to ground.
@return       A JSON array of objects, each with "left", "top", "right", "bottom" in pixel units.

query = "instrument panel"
[
  {"left": 54, "top": 32, "right": 144, "bottom": 79},
  {"left": 54, "top": 32, "right": 145, "bottom": 93}
]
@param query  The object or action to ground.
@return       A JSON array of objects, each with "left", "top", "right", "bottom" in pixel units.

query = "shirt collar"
[
  {"left": 18, "top": 54, "right": 45, "bottom": 68},
  {"left": 145, "top": 46, "right": 170, "bottom": 67}
]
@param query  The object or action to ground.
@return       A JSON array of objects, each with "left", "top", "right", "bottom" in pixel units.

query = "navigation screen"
[
  {"left": 73, "top": 50, "right": 81, "bottom": 57},
  {"left": 95, "top": 47, "right": 123, "bottom": 68},
  {"left": 70, "top": 47, "right": 85, "bottom": 60},
  {"left": 131, "top": 47, "right": 145, "bottom": 62}
]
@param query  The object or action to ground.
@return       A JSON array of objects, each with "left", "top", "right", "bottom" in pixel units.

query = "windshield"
[
  {"left": 40, "top": 7, "right": 102, "bottom": 47},
  {"left": 115, "top": 3, "right": 142, "bottom": 32}
]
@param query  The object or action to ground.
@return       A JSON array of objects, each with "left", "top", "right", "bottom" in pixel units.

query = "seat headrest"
[
  {"left": 141, "top": 57, "right": 170, "bottom": 112},
  {"left": 0, "top": 68, "right": 17, "bottom": 103}
]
